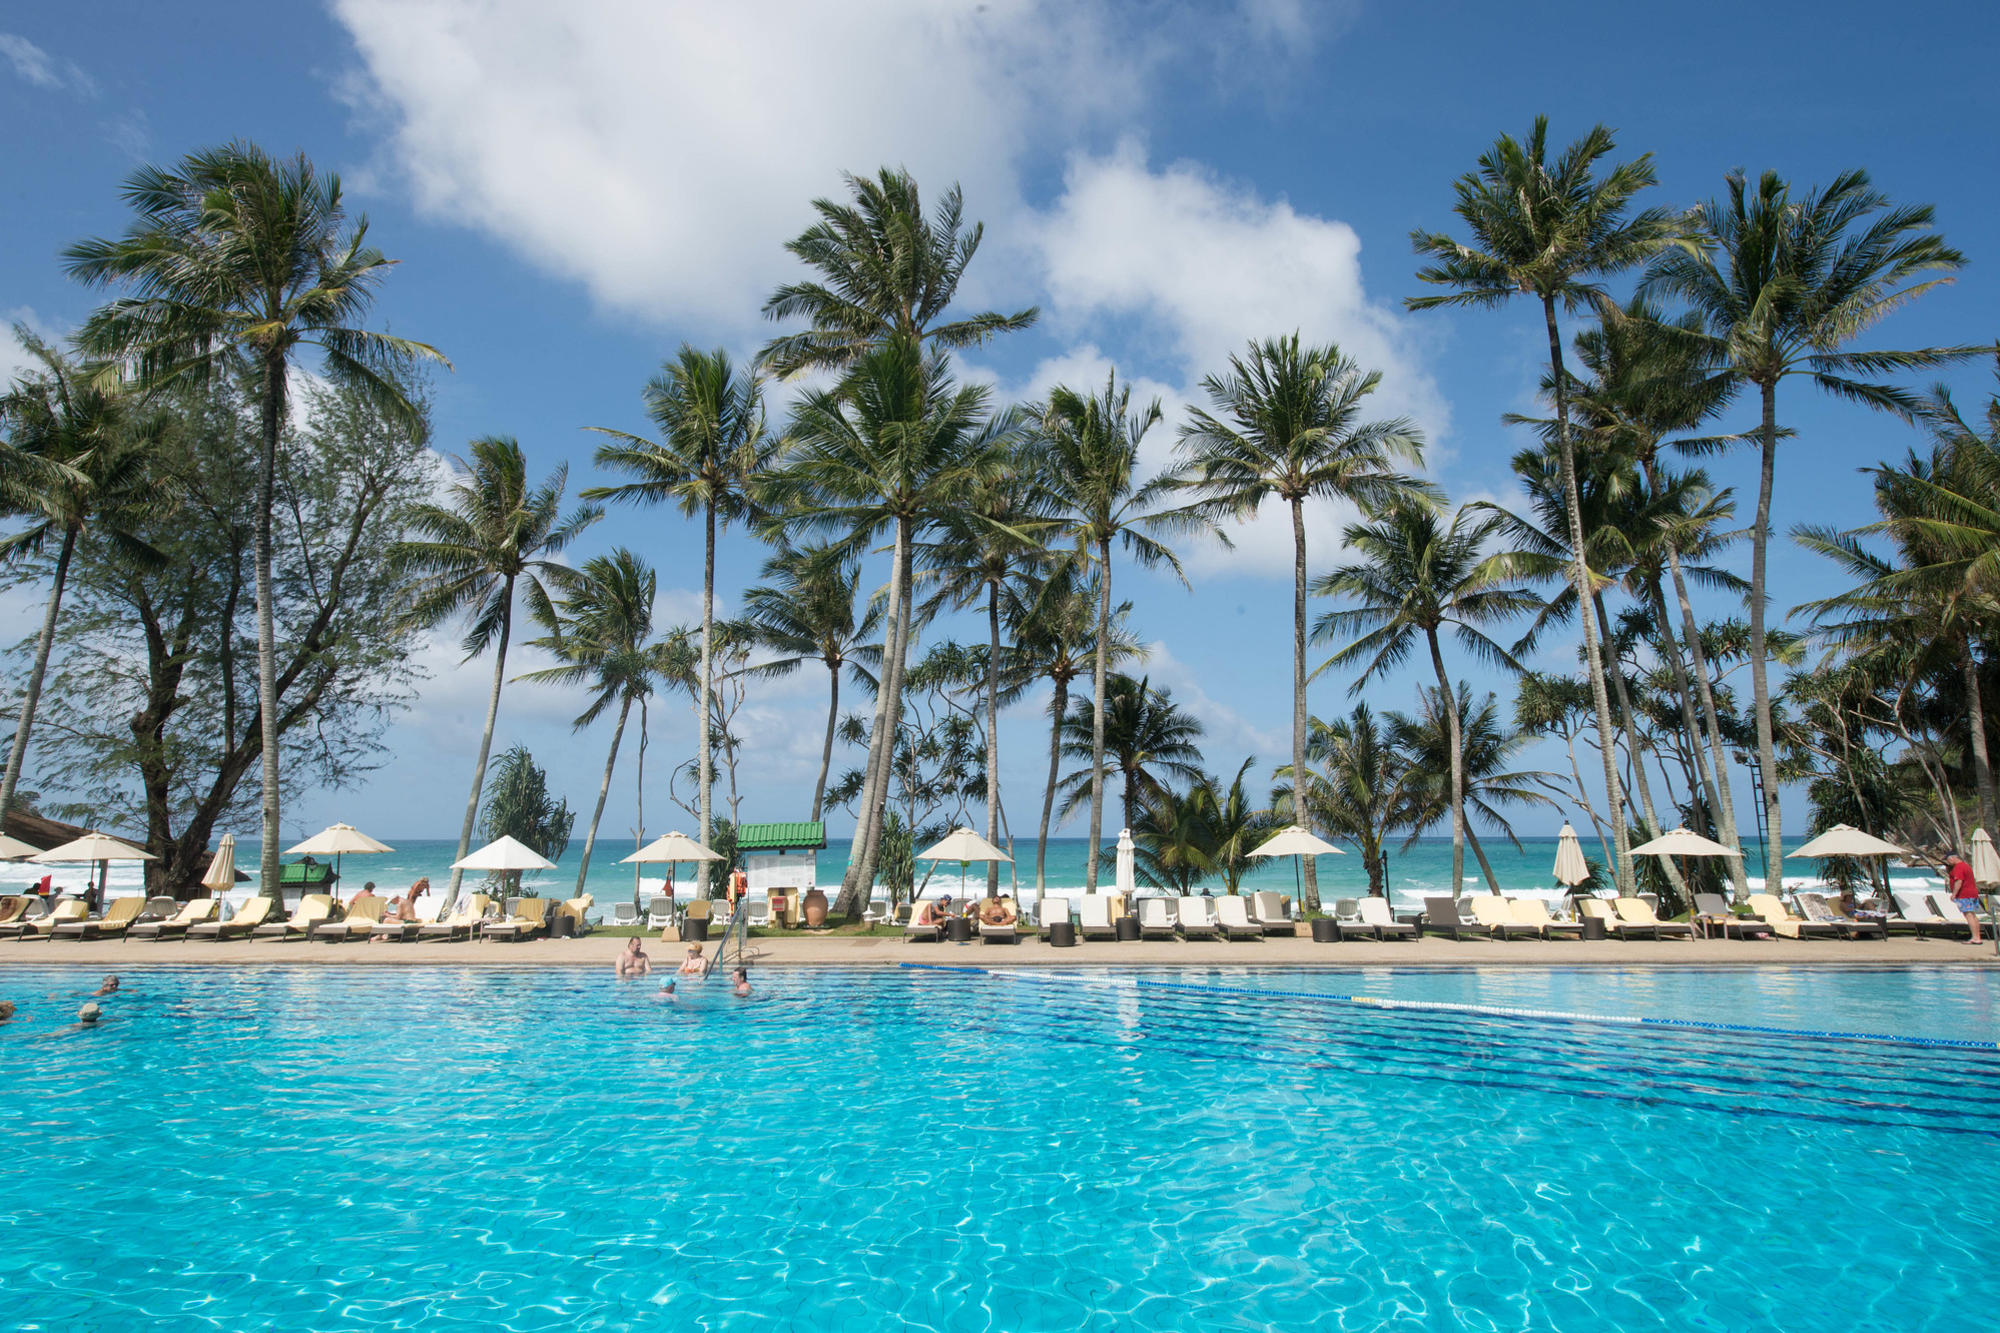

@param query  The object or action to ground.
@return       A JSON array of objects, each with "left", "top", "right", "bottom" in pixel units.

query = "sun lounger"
[
  {"left": 1930, "top": 891, "right": 1986, "bottom": 935},
  {"left": 313, "top": 896, "right": 384, "bottom": 940},
  {"left": 1795, "top": 892, "right": 1888, "bottom": 941},
  {"left": 1137, "top": 897, "right": 1178, "bottom": 939},
  {"left": 51, "top": 896, "right": 147, "bottom": 940},
  {"left": 1423, "top": 897, "right": 1488, "bottom": 940},
  {"left": 1214, "top": 895, "right": 1264, "bottom": 940},
  {"left": 482, "top": 896, "right": 551, "bottom": 942},
  {"left": 368, "top": 894, "right": 450, "bottom": 941},
  {"left": 1078, "top": 895, "right": 1118, "bottom": 940},
  {"left": 903, "top": 898, "right": 943, "bottom": 942},
  {"left": 1039, "top": 897, "right": 1070, "bottom": 938},
  {"left": 0, "top": 897, "right": 25, "bottom": 928},
  {"left": 553, "top": 894, "right": 594, "bottom": 935},
  {"left": 1249, "top": 891, "right": 1292, "bottom": 934},
  {"left": 187, "top": 896, "right": 274, "bottom": 940},
  {"left": 7, "top": 898, "right": 90, "bottom": 940},
  {"left": 1888, "top": 889, "right": 1968, "bottom": 939},
  {"left": 1576, "top": 897, "right": 1657, "bottom": 939},
  {"left": 129, "top": 897, "right": 218, "bottom": 941},
  {"left": 977, "top": 903, "right": 1019, "bottom": 944},
  {"left": 1690, "top": 892, "right": 1772, "bottom": 939},
  {"left": 251, "top": 893, "right": 333, "bottom": 940},
  {"left": 418, "top": 894, "right": 492, "bottom": 942},
  {"left": 1507, "top": 897, "right": 1583, "bottom": 940},
  {"left": 610, "top": 901, "right": 641, "bottom": 928},
  {"left": 1177, "top": 896, "right": 1218, "bottom": 940},
  {"left": 1614, "top": 897, "right": 1695, "bottom": 939},
  {"left": 1355, "top": 895, "right": 1416, "bottom": 940},
  {"left": 1469, "top": 895, "right": 1542, "bottom": 940},
  {"left": 644, "top": 896, "right": 676, "bottom": 930},
  {"left": 1747, "top": 892, "right": 1841, "bottom": 940}
]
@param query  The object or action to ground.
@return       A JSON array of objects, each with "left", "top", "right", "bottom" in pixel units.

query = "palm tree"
[
  {"left": 1036, "top": 374, "right": 1209, "bottom": 888},
  {"left": 1283, "top": 704, "right": 1413, "bottom": 898},
  {"left": 517, "top": 549, "right": 663, "bottom": 895},
  {"left": 390, "top": 436, "right": 598, "bottom": 895},
  {"left": 739, "top": 542, "right": 883, "bottom": 821},
  {"left": 1177, "top": 334, "right": 1428, "bottom": 910},
  {"left": 1408, "top": 117, "right": 1680, "bottom": 895},
  {"left": 0, "top": 332, "right": 163, "bottom": 818},
  {"left": 1644, "top": 167, "right": 1972, "bottom": 879},
  {"left": 1058, "top": 673, "right": 1207, "bottom": 832},
  {"left": 67, "top": 141, "right": 446, "bottom": 897},
  {"left": 1001, "top": 563, "right": 1143, "bottom": 892},
  {"left": 775, "top": 337, "right": 1010, "bottom": 914},
  {"left": 918, "top": 467, "right": 1051, "bottom": 891},
  {"left": 760, "top": 167, "right": 1038, "bottom": 377},
  {"left": 1312, "top": 500, "right": 1541, "bottom": 894},
  {"left": 1388, "top": 682, "right": 1558, "bottom": 892},
  {"left": 585, "top": 346, "right": 772, "bottom": 896}
]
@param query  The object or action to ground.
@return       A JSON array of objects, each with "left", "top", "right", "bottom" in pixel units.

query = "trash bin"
[
  {"left": 1580, "top": 915, "right": 1607, "bottom": 942},
  {"left": 1049, "top": 921, "right": 1076, "bottom": 948},
  {"left": 685, "top": 916, "right": 710, "bottom": 942},
  {"left": 1311, "top": 917, "right": 1339, "bottom": 943},
  {"left": 1114, "top": 915, "right": 1140, "bottom": 942},
  {"left": 947, "top": 916, "right": 972, "bottom": 943}
]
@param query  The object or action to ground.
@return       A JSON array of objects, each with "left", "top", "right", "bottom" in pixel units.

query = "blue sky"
[{"left": 2, "top": 1, "right": 1995, "bottom": 845}]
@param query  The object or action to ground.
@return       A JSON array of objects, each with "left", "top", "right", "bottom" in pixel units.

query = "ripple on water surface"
[{"left": 0, "top": 963, "right": 1995, "bottom": 1331}]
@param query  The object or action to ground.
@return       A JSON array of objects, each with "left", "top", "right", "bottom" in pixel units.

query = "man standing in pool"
[
  {"left": 731, "top": 968, "right": 751, "bottom": 998},
  {"left": 614, "top": 938, "right": 652, "bottom": 978}
]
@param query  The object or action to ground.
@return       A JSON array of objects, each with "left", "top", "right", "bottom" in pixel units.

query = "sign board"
[{"left": 746, "top": 850, "right": 816, "bottom": 895}]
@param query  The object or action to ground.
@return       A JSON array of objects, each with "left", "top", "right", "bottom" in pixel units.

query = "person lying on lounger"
[
  {"left": 615, "top": 938, "right": 652, "bottom": 978},
  {"left": 977, "top": 896, "right": 1016, "bottom": 926}
]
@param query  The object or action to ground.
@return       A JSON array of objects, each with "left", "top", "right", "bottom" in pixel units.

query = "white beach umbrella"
[
  {"left": 0, "top": 833, "right": 41, "bottom": 860},
  {"left": 452, "top": 835, "right": 557, "bottom": 898},
  {"left": 286, "top": 822, "right": 394, "bottom": 888},
  {"left": 31, "top": 831, "right": 156, "bottom": 908},
  {"left": 1249, "top": 824, "right": 1344, "bottom": 906},
  {"left": 1114, "top": 828, "right": 1136, "bottom": 899},
  {"left": 201, "top": 833, "right": 239, "bottom": 893},
  {"left": 1971, "top": 828, "right": 2000, "bottom": 886},
  {"left": 1785, "top": 824, "right": 1908, "bottom": 859},
  {"left": 917, "top": 827, "right": 1011, "bottom": 901},
  {"left": 1552, "top": 823, "right": 1590, "bottom": 888},
  {"left": 621, "top": 830, "right": 722, "bottom": 897},
  {"left": 1629, "top": 826, "right": 1741, "bottom": 900}
]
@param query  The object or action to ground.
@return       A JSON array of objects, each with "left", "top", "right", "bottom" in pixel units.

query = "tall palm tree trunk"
[
  {"left": 810, "top": 662, "right": 839, "bottom": 822},
  {"left": 698, "top": 502, "right": 715, "bottom": 896},
  {"left": 1663, "top": 544, "right": 1750, "bottom": 898},
  {"left": 1593, "top": 591, "right": 1684, "bottom": 900},
  {"left": 575, "top": 694, "right": 632, "bottom": 895},
  {"left": 1464, "top": 823, "right": 1502, "bottom": 892},
  {"left": 0, "top": 525, "right": 76, "bottom": 818},
  {"left": 1426, "top": 628, "right": 1467, "bottom": 893},
  {"left": 1748, "top": 382, "right": 1784, "bottom": 886},
  {"left": 1290, "top": 496, "right": 1319, "bottom": 911},
  {"left": 1037, "top": 677, "right": 1069, "bottom": 894},
  {"left": 450, "top": 575, "right": 514, "bottom": 897},
  {"left": 1542, "top": 298, "right": 1633, "bottom": 895},
  {"left": 1961, "top": 643, "right": 1998, "bottom": 834},
  {"left": 985, "top": 583, "right": 1002, "bottom": 896},
  {"left": 1648, "top": 575, "right": 1742, "bottom": 890},
  {"left": 255, "top": 353, "right": 287, "bottom": 904},
  {"left": 634, "top": 697, "right": 648, "bottom": 912},
  {"left": 839, "top": 520, "right": 913, "bottom": 916},
  {"left": 1085, "top": 538, "right": 1112, "bottom": 892}
]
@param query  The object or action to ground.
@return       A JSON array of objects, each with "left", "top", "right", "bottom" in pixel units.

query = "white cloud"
[
  {"left": 0, "top": 33, "right": 94, "bottom": 95},
  {"left": 1140, "top": 640, "right": 1287, "bottom": 764}
]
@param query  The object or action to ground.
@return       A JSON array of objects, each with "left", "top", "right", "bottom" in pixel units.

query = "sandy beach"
[{"left": 5, "top": 933, "right": 1994, "bottom": 968}]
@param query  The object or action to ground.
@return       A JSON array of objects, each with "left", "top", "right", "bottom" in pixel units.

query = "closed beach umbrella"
[
  {"left": 287, "top": 822, "right": 394, "bottom": 889},
  {"left": 1552, "top": 823, "right": 1590, "bottom": 888},
  {"left": 31, "top": 831, "right": 156, "bottom": 909},
  {"left": 916, "top": 827, "right": 1011, "bottom": 901},
  {"left": 1115, "top": 828, "right": 1136, "bottom": 899},
  {"left": 453, "top": 834, "right": 557, "bottom": 898},
  {"left": 201, "top": 833, "right": 239, "bottom": 892},
  {"left": 1249, "top": 824, "right": 1344, "bottom": 907},
  {"left": 0, "top": 833, "right": 41, "bottom": 860},
  {"left": 1971, "top": 828, "right": 2000, "bottom": 886}
]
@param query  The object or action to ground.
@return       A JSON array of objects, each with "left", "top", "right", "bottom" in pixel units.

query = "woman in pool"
[{"left": 678, "top": 944, "right": 708, "bottom": 976}]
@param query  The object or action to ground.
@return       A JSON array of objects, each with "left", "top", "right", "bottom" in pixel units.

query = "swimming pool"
[{"left": 1, "top": 964, "right": 1995, "bottom": 1330}]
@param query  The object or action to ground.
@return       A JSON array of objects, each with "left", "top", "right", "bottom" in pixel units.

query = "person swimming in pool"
[
  {"left": 654, "top": 980, "right": 678, "bottom": 1003},
  {"left": 92, "top": 975, "right": 120, "bottom": 997},
  {"left": 0, "top": 1000, "right": 15, "bottom": 1022},
  {"left": 731, "top": 967, "right": 751, "bottom": 998},
  {"left": 78, "top": 1003, "right": 102, "bottom": 1025},
  {"left": 614, "top": 938, "right": 652, "bottom": 978},
  {"left": 679, "top": 944, "right": 708, "bottom": 976}
]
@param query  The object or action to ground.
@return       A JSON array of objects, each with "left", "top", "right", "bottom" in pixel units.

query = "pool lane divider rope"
[{"left": 896, "top": 962, "right": 2000, "bottom": 1053}]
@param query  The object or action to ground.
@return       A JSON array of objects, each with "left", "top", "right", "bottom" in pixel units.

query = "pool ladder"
[{"left": 710, "top": 898, "right": 753, "bottom": 974}]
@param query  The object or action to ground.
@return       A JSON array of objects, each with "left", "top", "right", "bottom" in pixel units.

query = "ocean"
[{"left": 1, "top": 833, "right": 1946, "bottom": 911}]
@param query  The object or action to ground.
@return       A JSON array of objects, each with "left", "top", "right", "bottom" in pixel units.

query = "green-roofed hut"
[{"left": 738, "top": 821, "right": 825, "bottom": 906}]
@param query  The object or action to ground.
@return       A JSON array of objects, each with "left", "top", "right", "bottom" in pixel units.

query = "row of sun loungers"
[{"left": 0, "top": 892, "right": 593, "bottom": 942}]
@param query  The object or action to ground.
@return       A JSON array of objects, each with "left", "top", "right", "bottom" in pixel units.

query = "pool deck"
[{"left": 3, "top": 933, "right": 1995, "bottom": 967}]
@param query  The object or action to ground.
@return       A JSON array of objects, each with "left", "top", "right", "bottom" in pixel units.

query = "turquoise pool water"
[{"left": 1, "top": 964, "right": 1995, "bottom": 1330}]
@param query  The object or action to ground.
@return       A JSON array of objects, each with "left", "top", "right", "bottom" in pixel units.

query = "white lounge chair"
[
  {"left": 1078, "top": 895, "right": 1118, "bottom": 940},
  {"left": 745, "top": 897, "right": 772, "bottom": 927},
  {"left": 1891, "top": 889, "right": 1967, "bottom": 939},
  {"left": 977, "top": 901, "right": 1020, "bottom": 944},
  {"left": 1039, "top": 897, "right": 1071, "bottom": 939},
  {"left": 1248, "top": 891, "right": 1291, "bottom": 934},
  {"left": 1613, "top": 897, "right": 1696, "bottom": 939},
  {"left": 1356, "top": 896, "right": 1416, "bottom": 940},
  {"left": 610, "top": 902, "right": 641, "bottom": 928},
  {"left": 1470, "top": 894, "right": 1542, "bottom": 940},
  {"left": 1215, "top": 895, "right": 1264, "bottom": 941},
  {"left": 1137, "top": 897, "right": 1178, "bottom": 939},
  {"left": 904, "top": 898, "right": 942, "bottom": 942},
  {"left": 1508, "top": 897, "right": 1583, "bottom": 940},
  {"left": 1177, "top": 895, "right": 1218, "bottom": 939},
  {"left": 643, "top": 896, "right": 676, "bottom": 930}
]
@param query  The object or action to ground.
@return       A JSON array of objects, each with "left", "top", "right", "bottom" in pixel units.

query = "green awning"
[{"left": 736, "top": 821, "right": 826, "bottom": 851}]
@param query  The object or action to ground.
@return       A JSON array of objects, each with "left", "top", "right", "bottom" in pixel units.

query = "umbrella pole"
[{"left": 1293, "top": 856, "right": 1302, "bottom": 909}]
